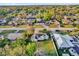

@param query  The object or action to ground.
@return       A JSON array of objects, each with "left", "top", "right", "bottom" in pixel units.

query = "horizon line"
[{"left": 0, "top": 3, "right": 79, "bottom": 6}]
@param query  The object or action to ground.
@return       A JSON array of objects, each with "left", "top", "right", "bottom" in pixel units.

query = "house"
[
  {"left": 37, "top": 18, "right": 42, "bottom": 22},
  {"left": 26, "top": 16, "right": 36, "bottom": 24},
  {"left": 53, "top": 34, "right": 74, "bottom": 49},
  {"left": 69, "top": 48, "right": 78, "bottom": 56},
  {"left": 73, "top": 45, "right": 79, "bottom": 54},
  {"left": 0, "top": 19, "right": 6, "bottom": 25},
  {"left": 71, "top": 36, "right": 79, "bottom": 43},
  {"left": 61, "top": 35, "right": 75, "bottom": 48},
  {"left": 31, "top": 33, "right": 49, "bottom": 41},
  {"left": 65, "top": 35, "right": 79, "bottom": 44},
  {"left": 7, "top": 33, "right": 23, "bottom": 41},
  {"left": 37, "top": 19, "right": 45, "bottom": 23},
  {"left": 26, "top": 17, "right": 36, "bottom": 21},
  {"left": 0, "top": 35, "right": 4, "bottom": 40},
  {"left": 8, "top": 21, "right": 17, "bottom": 26},
  {"left": 75, "top": 35, "right": 79, "bottom": 39},
  {"left": 12, "top": 17, "right": 20, "bottom": 21},
  {"left": 45, "top": 20, "right": 53, "bottom": 26}
]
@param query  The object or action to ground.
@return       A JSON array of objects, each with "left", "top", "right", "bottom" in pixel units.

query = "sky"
[{"left": 0, "top": 0, "right": 79, "bottom": 6}]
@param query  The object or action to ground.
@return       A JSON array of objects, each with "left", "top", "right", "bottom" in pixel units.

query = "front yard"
[
  {"left": 0, "top": 26, "right": 12, "bottom": 28},
  {"left": 0, "top": 30, "right": 16, "bottom": 35},
  {"left": 49, "top": 23, "right": 57, "bottom": 28},
  {"left": 63, "top": 24, "right": 74, "bottom": 28},
  {"left": 0, "top": 25, "right": 44, "bottom": 28},
  {"left": 33, "top": 25, "right": 44, "bottom": 28}
]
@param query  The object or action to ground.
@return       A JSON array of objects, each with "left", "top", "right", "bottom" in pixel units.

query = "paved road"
[
  {"left": 35, "top": 23, "right": 77, "bottom": 31},
  {"left": 0, "top": 28, "right": 77, "bottom": 31},
  {"left": 0, "top": 27, "right": 77, "bottom": 34},
  {"left": 0, "top": 28, "right": 26, "bottom": 30}
]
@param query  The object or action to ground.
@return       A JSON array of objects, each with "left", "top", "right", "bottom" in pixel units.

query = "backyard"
[{"left": 37, "top": 40, "right": 58, "bottom": 56}]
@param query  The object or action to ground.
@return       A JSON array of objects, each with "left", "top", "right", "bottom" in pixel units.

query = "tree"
[
  {"left": 25, "top": 43, "right": 37, "bottom": 56},
  {"left": 24, "top": 25, "right": 34, "bottom": 39},
  {"left": 36, "top": 13, "right": 43, "bottom": 19},
  {"left": 8, "top": 46, "right": 23, "bottom": 56},
  {"left": 41, "top": 29, "right": 48, "bottom": 33},
  {"left": 0, "top": 9, "right": 8, "bottom": 15},
  {"left": 10, "top": 39, "right": 27, "bottom": 55},
  {"left": 43, "top": 10, "right": 54, "bottom": 21},
  {"left": 0, "top": 39, "right": 10, "bottom": 55},
  {"left": 55, "top": 15, "right": 63, "bottom": 21}
]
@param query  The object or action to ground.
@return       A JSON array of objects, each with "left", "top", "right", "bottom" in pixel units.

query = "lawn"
[
  {"left": 69, "top": 31, "right": 79, "bottom": 35},
  {"left": 0, "top": 30, "right": 17, "bottom": 38},
  {"left": 17, "top": 25, "right": 28, "bottom": 28},
  {"left": 0, "top": 24, "right": 31, "bottom": 28},
  {"left": 0, "top": 26, "right": 12, "bottom": 28},
  {"left": 0, "top": 25, "right": 28, "bottom": 28},
  {"left": 0, "top": 25, "right": 44, "bottom": 28},
  {"left": 49, "top": 23, "right": 57, "bottom": 28},
  {"left": 63, "top": 24, "right": 74, "bottom": 28},
  {"left": 49, "top": 23, "right": 74, "bottom": 28},
  {"left": 0, "top": 30, "right": 16, "bottom": 35},
  {"left": 33, "top": 25, "right": 44, "bottom": 28},
  {"left": 37, "top": 40, "right": 57, "bottom": 56}
]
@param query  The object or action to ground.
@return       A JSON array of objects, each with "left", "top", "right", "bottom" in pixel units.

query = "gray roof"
[
  {"left": 61, "top": 35, "right": 74, "bottom": 48},
  {"left": 53, "top": 34, "right": 74, "bottom": 49},
  {"left": 0, "top": 19, "right": 6, "bottom": 24},
  {"left": 7, "top": 33, "right": 22, "bottom": 40},
  {"left": 31, "top": 34, "right": 49, "bottom": 41}
]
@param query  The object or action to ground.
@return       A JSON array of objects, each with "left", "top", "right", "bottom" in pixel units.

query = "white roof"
[
  {"left": 38, "top": 36, "right": 44, "bottom": 40},
  {"left": 31, "top": 34, "right": 49, "bottom": 41},
  {"left": 37, "top": 34, "right": 49, "bottom": 40},
  {"left": 44, "top": 34, "right": 49, "bottom": 39}
]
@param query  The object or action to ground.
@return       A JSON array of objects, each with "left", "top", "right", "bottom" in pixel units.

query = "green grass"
[
  {"left": 25, "top": 42, "right": 37, "bottom": 56},
  {"left": 33, "top": 25, "right": 44, "bottom": 28},
  {"left": 17, "top": 25, "right": 28, "bottom": 28},
  {"left": 49, "top": 23, "right": 56, "bottom": 28},
  {"left": 0, "top": 30, "right": 16, "bottom": 38},
  {"left": 0, "top": 26, "right": 12, "bottom": 28},
  {"left": 64, "top": 25, "right": 74, "bottom": 28},
  {"left": 0, "top": 30, "right": 16, "bottom": 34},
  {"left": 37, "top": 40, "right": 57, "bottom": 56}
]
